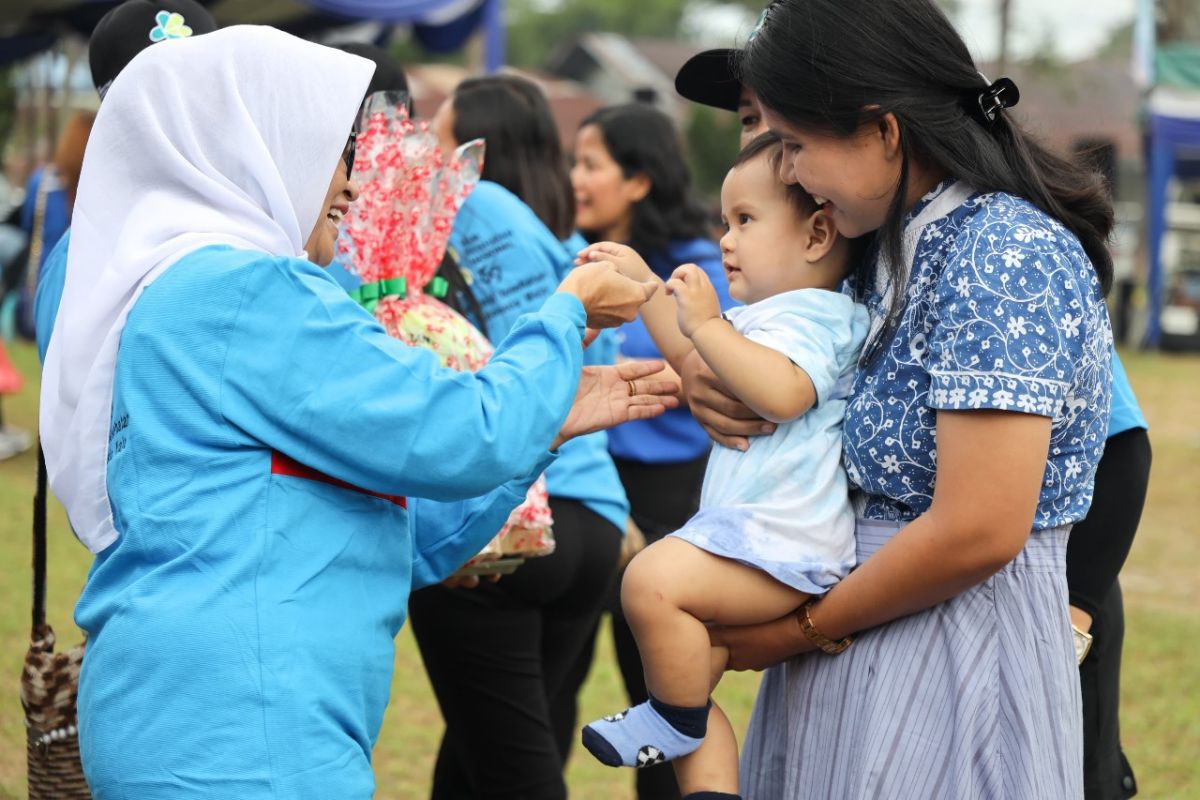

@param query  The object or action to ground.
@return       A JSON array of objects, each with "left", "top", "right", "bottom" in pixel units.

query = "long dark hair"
[
  {"left": 579, "top": 104, "right": 711, "bottom": 262},
  {"left": 740, "top": 0, "right": 1114, "bottom": 330},
  {"left": 451, "top": 74, "right": 574, "bottom": 240}
]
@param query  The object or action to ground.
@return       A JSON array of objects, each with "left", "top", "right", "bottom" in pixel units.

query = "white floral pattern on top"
[{"left": 843, "top": 181, "right": 1113, "bottom": 529}]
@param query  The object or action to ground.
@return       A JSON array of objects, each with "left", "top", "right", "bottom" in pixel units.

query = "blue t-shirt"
[
  {"left": 448, "top": 181, "right": 628, "bottom": 531},
  {"left": 76, "top": 244, "right": 583, "bottom": 796},
  {"left": 844, "top": 182, "right": 1113, "bottom": 529},
  {"left": 1108, "top": 349, "right": 1147, "bottom": 437},
  {"left": 606, "top": 236, "right": 734, "bottom": 464}
]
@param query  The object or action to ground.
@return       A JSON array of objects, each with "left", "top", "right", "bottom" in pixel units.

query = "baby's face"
[{"left": 718, "top": 156, "right": 829, "bottom": 304}]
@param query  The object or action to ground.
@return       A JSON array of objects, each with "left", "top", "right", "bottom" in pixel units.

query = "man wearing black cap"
[
  {"left": 674, "top": 48, "right": 767, "bottom": 150},
  {"left": 33, "top": 0, "right": 218, "bottom": 362}
]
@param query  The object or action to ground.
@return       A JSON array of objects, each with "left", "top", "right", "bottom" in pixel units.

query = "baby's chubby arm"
[
  {"left": 667, "top": 264, "right": 816, "bottom": 424},
  {"left": 576, "top": 242, "right": 696, "bottom": 372}
]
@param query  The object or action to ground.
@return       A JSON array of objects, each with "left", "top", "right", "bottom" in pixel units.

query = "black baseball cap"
[
  {"left": 89, "top": 0, "right": 218, "bottom": 96},
  {"left": 674, "top": 48, "right": 744, "bottom": 113}
]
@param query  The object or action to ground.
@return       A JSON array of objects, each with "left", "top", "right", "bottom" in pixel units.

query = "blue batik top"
[{"left": 843, "top": 181, "right": 1113, "bottom": 529}]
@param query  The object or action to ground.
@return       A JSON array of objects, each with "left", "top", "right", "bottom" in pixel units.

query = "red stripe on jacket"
[{"left": 270, "top": 451, "right": 407, "bottom": 508}]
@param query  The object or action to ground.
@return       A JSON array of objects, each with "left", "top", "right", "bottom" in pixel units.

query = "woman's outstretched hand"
[
  {"left": 552, "top": 359, "right": 680, "bottom": 449},
  {"left": 558, "top": 261, "right": 658, "bottom": 329}
]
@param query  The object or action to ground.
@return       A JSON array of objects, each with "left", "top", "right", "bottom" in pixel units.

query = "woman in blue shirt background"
[
  {"left": 407, "top": 74, "right": 633, "bottom": 800},
  {"left": 569, "top": 102, "right": 734, "bottom": 800}
]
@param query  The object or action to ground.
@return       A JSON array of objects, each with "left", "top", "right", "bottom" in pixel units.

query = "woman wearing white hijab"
[{"left": 39, "top": 26, "right": 670, "bottom": 798}]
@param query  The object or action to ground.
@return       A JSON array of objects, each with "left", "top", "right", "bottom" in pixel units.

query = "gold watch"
[
  {"left": 1072, "top": 624, "right": 1093, "bottom": 665},
  {"left": 797, "top": 600, "right": 854, "bottom": 655}
]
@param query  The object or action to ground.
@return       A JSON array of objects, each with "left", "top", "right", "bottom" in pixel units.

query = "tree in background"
[
  {"left": 684, "top": 103, "right": 740, "bottom": 204},
  {"left": 0, "top": 70, "right": 14, "bottom": 163},
  {"left": 506, "top": 0, "right": 690, "bottom": 68},
  {"left": 504, "top": 0, "right": 962, "bottom": 69}
]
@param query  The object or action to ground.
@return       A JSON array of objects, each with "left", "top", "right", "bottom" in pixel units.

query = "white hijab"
[{"left": 40, "top": 26, "right": 374, "bottom": 553}]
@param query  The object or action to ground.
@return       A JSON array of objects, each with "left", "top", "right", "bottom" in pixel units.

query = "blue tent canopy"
[
  {"left": 1145, "top": 89, "right": 1200, "bottom": 347},
  {"left": 1, "top": 0, "right": 505, "bottom": 71}
]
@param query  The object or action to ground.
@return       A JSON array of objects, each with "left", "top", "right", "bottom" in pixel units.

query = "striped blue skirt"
[{"left": 740, "top": 519, "right": 1083, "bottom": 799}]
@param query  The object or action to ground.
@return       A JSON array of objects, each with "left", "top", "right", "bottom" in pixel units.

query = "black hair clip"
[{"left": 973, "top": 77, "right": 1020, "bottom": 125}]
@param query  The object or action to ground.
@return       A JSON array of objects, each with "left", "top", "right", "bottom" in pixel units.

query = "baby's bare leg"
[
  {"left": 674, "top": 701, "right": 740, "bottom": 795},
  {"left": 581, "top": 538, "right": 806, "bottom": 775},
  {"left": 622, "top": 537, "right": 807, "bottom": 708}
]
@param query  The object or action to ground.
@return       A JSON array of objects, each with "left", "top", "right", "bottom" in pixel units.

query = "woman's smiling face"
[
  {"left": 761, "top": 105, "right": 902, "bottom": 239},
  {"left": 569, "top": 123, "right": 647, "bottom": 241},
  {"left": 304, "top": 140, "right": 360, "bottom": 266}
]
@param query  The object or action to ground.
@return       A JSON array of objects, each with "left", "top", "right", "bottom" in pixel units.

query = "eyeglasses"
[{"left": 342, "top": 132, "right": 357, "bottom": 179}]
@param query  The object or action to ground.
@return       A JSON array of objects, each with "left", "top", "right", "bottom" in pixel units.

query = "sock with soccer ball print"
[{"left": 581, "top": 696, "right": 710, "bottom": 768}]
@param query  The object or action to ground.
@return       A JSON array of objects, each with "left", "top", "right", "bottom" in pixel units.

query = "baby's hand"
[
  {"left": 665, "top": 264, "right": 722, "bottom": 339},
  {"left": 576, "top": 242, "right": 654, "bottom": 281}
]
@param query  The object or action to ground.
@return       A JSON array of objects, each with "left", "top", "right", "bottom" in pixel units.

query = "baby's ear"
[{"left": 804, "top": 207, "right": 839, "bottom": 261}]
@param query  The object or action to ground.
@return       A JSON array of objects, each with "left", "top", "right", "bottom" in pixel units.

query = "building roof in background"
[
  {"left": 545, "top": 32, "right": 682, "bottom": 116},
  {"left": 985, "top": 57, "right": 1141, "bottom": 159},
  {"left": 627, "top": 36, "right": 711, "bottom": 87}
]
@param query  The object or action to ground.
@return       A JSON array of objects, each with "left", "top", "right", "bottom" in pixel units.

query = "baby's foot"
[{"left": 581, "top": 698, "right": 709, "bottom": 768}]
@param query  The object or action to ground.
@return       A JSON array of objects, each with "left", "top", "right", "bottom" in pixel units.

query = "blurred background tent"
[
  {"left": 1138, "top": 0, "right": 1200, "bottom": 350},
  {"left": 0, "top": 0, "right": 506, "bottom": 70}
]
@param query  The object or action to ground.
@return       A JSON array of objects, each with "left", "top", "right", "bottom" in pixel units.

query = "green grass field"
[{"left": 0, "top": 341, "right": 1197, "bottom": 799}]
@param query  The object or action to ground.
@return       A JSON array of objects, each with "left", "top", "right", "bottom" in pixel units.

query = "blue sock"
[{"left": 582, "top": 697, "right": 710, "bottom": 768}]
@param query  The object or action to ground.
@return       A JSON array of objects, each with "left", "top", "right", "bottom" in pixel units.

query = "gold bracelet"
[
  {"left": 1072, "top": 624, "right": 1093, "bottom": 665},
  {"left": 796, "top": 599, "right": 854, "bottom": 655}
]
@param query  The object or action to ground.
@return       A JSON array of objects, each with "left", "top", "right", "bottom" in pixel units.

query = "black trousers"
[
  {"left": 555, "top": 454, "right": 708, "bottom": 800},
  {"left": 408, "top": 497, "right": 622, "bottom": 800},
  {"left": 1080, "top": 582, "right": 1138, "bottom": 799},
  {"left": 1068, "top": 428, "right": 1151, "bottom": 800}
]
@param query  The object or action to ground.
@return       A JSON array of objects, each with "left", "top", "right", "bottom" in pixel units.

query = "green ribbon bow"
[
  {"left": 350, "top": 275, "right": 449, "bottom": 313},
  {"left": 350, "top": 277, "right": 407, "bottom": 312}
]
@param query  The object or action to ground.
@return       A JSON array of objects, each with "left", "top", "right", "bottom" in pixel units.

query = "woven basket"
[{"left": 22, "top": 446, "right": 91, "bottom": 799}]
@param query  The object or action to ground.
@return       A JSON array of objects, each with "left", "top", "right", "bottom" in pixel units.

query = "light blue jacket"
[{"left": 76, "top": 245, "right": 586, "bottom": 798}]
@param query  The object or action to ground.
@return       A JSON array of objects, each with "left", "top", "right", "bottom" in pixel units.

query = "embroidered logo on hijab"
[{"left": 149, "top": 11, "right": 194, "bottom": 42}]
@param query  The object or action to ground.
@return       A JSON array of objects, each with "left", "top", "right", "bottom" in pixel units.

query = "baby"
[{"left": 577, "top": 133, "right": 869, "bottom": 796}]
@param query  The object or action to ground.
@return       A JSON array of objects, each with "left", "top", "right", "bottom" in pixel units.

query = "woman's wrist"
[
  {"left": 556, "top": 272, "right": 586, "bottom": 306},
  {"left": 1069, "top": 605, "right": 1093, "bottom": 634},
  {"left": 796, "top": 598, "right": 855, "bottom": 655}
]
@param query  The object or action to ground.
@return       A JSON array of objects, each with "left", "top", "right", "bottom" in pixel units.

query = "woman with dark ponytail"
[{"left": 685, "top": 2, "right": 1115, "bottom": 798}]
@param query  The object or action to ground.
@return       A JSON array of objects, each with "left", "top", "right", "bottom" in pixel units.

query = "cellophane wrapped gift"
[{"left": 335, "top": 92, "right": 554, "bottom": 568}]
